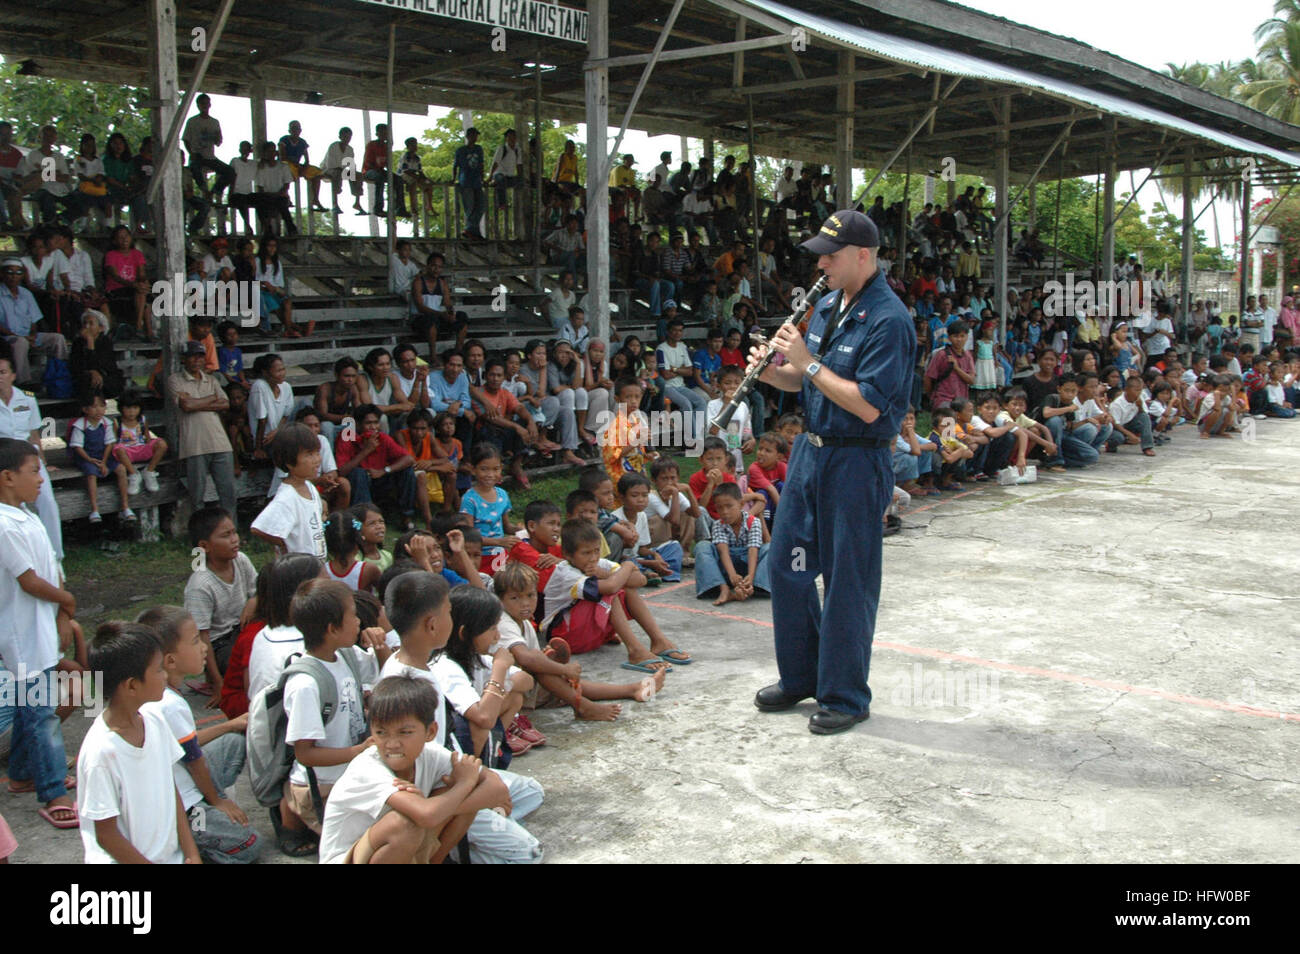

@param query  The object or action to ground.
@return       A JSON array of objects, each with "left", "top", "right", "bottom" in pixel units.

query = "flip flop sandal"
[
  {"left": 656, "top": 648, "right": 692, "bottom": 665},
  {"left": 620, "top": 659, "right": 672, "bottom": 675},
  {"left": 542, "top": 638, "right": 572, "bottom": 664},
  {"left": 8, "top": 774, "right": 75, "bottom": 794},
  {"left": 38, "top": 805, "right": 80, "bottom": 829}
]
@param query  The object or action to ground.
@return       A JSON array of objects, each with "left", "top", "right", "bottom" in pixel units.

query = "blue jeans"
[
  {"left": 1046, "top": 418, "right": 1105, "bottom": 468},
  {"left": 350, "top": 466, "right": 418, "bottom": 516},
  {"left": 970, "top": 432, "right": 1016, "bottom": 475},
  {"left": 663, "top": 385, "right": 707, "bottom": 442},
  {"left": 693, "top": 539, "right": 771, "bottom": 598},
  {"left": 189, "top": 732, "right": 261, "bottom": 864},
  {"left": 636, "top": 539, "right": 683, "bottom": 583},
  {"left": 1266, "top": 403, "right": 1297, "bottom": 418},
  {"left": 636, "top": 277, "right": 674, "bottom": 316},
  {"left": 1043, "top": 416, "right": 1070, "bottom": 466},
  {"left": 458, "top": 184, "right": 485, "bottom": 235},
  {"left": 1, "top": 666, "right": 69, "bottom": 803},
  {"left": 1105, "top": 411, "right": 1154, "bottom": 450},
  {"left": 467, "top": 768, "right": 543, "bottom": 864}
]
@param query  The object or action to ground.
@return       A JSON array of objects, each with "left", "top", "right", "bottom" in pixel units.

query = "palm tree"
[
  {"left": 1254, "top": 0, "right": 1300, "bottom": 54},
  {"left": 1238, "top": 21, "right": 1300, "bottom": 123}
]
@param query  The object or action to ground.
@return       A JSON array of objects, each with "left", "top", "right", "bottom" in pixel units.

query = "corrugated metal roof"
[{"left": 739, "top": 0, "right": 1300, "bottom": 168}]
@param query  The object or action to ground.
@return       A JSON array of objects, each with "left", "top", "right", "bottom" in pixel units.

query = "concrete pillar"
[
  {"left": 1252, "top": 244, "right": 1263, "bottom": 296},
  {"left": 835, "top": 51, "right": 854, "bottom": 210},
  {"left": 513, "top": 109, "right": 528, "bottom": 240},
  {"left": 946, "top": 176, "right": 956, "bottom": 209},
  {"left": 585, "top": 0, "right": 611, "bottom": 345},
  {"left": 1239, "top": 178, "right": 1251, "bottom": 317},
  {"left": 924, "top": 175, "right": 935, "bottom": 205},
  {"left": 994, "top": 96, "right": 1010, "bottom": 344},
  {"left": 148, "top": 0, "right": 188, "bottom": 438},
  {"left": 1102, "top": 163, "right": 1116, "bottom": 284},
  {"left": 1180, "top": 149, "right": 1194, "bottom": 326}
]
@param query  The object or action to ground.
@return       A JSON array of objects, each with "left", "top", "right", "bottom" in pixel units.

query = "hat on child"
[{"left": 182, "top": 341, "right": 206, "bottom": 357}]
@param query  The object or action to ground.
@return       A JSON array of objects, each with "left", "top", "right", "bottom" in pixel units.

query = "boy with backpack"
[{"left": 249, "top": 577, "right": 375, "bottom": 856}]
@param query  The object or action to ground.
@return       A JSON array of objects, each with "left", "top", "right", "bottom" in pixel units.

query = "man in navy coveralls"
[{"left": 750, "top": 209, "right": 915, "bottom": 734}]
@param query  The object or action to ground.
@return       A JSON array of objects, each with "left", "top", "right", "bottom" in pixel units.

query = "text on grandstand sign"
[{"left": 353, "top": 0, "right": 588, "bottom": 42}]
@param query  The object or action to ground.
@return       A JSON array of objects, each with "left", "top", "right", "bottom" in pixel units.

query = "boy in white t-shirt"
[
  {"left": 379, "top": 568, "right": 544, "bottom": 864},
  {"left": 251, "top": 423, "right": 327, "bottom": 561},
  {"left": 0, "top": 438, "right": 79, "bottom": 829},
  {"left": 319, "top": 673, "right": 506, "bottom": 864},
  {"left": 138, "top": 605, "right": 260, "bottom": 863},
  {"left": 277, "top": 578, "right": 375, "bottom": 849},
  {"left": 77, "top": 622, "right": 200, "bottom": 864},
  {"left": 705, "top": 366, "right": 756, "bottom": 474},
  {"left": 613, "top": 472, "right": 682, "bottom": 583},
  {"left": 647, "top": 458, "right": 700, "bottom": 564}
]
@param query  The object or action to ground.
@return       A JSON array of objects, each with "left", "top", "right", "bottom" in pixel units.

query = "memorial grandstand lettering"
[{"left": 353, "top": 0, "right": 588, "bottom": 43}]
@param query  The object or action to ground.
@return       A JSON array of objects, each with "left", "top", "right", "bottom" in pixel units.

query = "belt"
[{"left": 805, "top": 433, "right": 892, "bottom": 449}]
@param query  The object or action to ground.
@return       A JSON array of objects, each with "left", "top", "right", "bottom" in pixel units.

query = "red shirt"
[
  {"left": 219, "top": 619, "right": 265, "bottom": 718},
  {"left": 508, "top": 538, "right": 565, "bottom": 593},
  {"left": 719, "top": 346, "right": 744, "bottom": 367},
  {"left": 747, "top": 459, "right": 787, "bottom": 493},
  {"left": 689, "top": 468, "right": 739, "bottom": 520},
  {"left": 362, "top": 140, "right": 389, "bottom": 173},
  {"left": 477, "top": 385, "right": 522, "bottom": 419},
  {"left": 336, "top": 430, "right": 408, "bottom": 471}
]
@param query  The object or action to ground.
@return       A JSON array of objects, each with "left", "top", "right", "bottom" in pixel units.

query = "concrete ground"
[{"left": 5, "top": 416, "right": 1297, "bottom": 863}]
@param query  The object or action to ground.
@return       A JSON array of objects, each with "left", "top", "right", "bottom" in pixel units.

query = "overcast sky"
[{"left": 197, "top": 0, "right": 1276, "bottom": 245}]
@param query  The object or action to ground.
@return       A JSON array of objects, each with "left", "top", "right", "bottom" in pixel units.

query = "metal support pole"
[
  {"left": 1050, "top": 146, "right": 1063, "bottom": 286},
  {"left": 900, "top": 145, "right": 911, "bottom": 254},
  {"left": 585, "top": 0, "right": 611, "bottom": 345},
  {"left": 1102, "top": 119, "right": 1117, "bottom": 282},
  {"left": 148, "top": 0, "right": 188, "bottom": 443},
  {"left": 250, "top": 82, "right": 267, "bottom": 156},
  {"left": 835, "top": 51, "right": 854, "bottom": 212},
  {"left": 606, "top": 0, "right": 684, "bottom": 169}
]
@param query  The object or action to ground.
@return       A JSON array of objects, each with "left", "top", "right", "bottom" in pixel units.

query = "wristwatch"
[{"left": 804, "top": 361, "right": 822, "bottom": 380}]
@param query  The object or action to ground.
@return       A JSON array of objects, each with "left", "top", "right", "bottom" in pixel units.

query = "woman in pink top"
[
  {"left": 102, "top": 225, "right": 151, "bottom": 339},
  {"left": 1278, "top": 296, "right": 1300, "bottom": 344}
]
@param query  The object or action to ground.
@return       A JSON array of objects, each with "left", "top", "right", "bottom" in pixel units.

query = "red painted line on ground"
[
  {"left": 649, "top": 580, "right": 693, "bottom": 597},
  {"left": 902, "top": 487, "right": 983, "bottom": 515},
  {"left": 643, "top": 600, "right": 1298, "bottom": 723}
]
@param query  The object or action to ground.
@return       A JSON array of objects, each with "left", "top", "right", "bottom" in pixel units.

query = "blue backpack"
[{"left": 43, "top": 357, "right": 74, "bottom": 399}]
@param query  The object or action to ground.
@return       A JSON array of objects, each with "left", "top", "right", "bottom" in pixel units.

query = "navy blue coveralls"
[{"left": 769, "top": 268, "right": 916, "bottom": 716}]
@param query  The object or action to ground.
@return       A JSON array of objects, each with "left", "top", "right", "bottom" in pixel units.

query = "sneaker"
[
  {"left": 505, "top": 725, "right": 534, "bottom": 755},
  {"left": 88, "top": 511, "right": 102, "bottom": 524},
  {"left": 142, "top": 470, "right": 160, "bottom": 493},
  {"left": 126, "top": 471, "right": 142, "bottom": 495},
  {"left": 1253, "top": 413, "right": 1267, "bottom": 420},
  {"left": 512, "top": 715, "right": 547, "bottom": 746}
]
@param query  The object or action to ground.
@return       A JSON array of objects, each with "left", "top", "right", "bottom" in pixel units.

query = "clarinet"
[{"left": 709, "top": 274, "right": 829, "bottom": 430}]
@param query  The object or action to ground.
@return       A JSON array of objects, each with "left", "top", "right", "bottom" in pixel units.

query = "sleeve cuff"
[{"left": 858, "top": 379, "right": 888, "bottom": 417}]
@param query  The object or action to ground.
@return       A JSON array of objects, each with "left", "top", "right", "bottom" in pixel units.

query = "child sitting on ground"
[
  {"left": 579, "top": 466, "right": 638, "bottom": 562},
  {"left": 137, "top": 605, "right": 260, "bottom": 864},
  {"left": 112, "top": 390, "right": 167, "bottom": 498},
  {"left": 353, "top": 502, "right": 393, "bottom": 574},
  {"left": 969, "top": 392, "right": 1027, "bottom": 477},
  {"left": 251, "top": 424, "right": 328, "bottom": 561},
  {"left": 69, "top": 391, "right": 134, "bottom": 525},
  {"left": 185, "top": 506, "right": 257, "bottom": 703},
  {"left": 323, "top": 511, "right": 383, "bottom": 593},
  {"left": 775, "top": 412, "right": 804, "bottom": 451},
  {"left": 927, "top": 405, "right": 974, "bottom": 490},
  {"left": 507, "top": 500, "right": 566, "bottom": 598},
  {"left": 1002, "top": 389, "right": 1059, "bottom": 469},
  {"left": 318, "top": 674, "right": 506, "bottom": 864},
  {"left": 219, "top": 561, "right": 271, "bottom": 718},
  {"left": 493, "top": 562, "right": 661, "bottom": 724},
  {"left": 244, "top": 553, "right": 322, "bottom": 704},
  {"left": 565, "top": 488, "right": 610, "bottom": 558},
  {"left": 747, "top": 433, "right": 788, "bottom": 527},
  {"left": 0, "top": 438, "right": 78, "bottom": 830},
  {"left": 394, "top": 527, "right": 483, "bottom": 589},
  {"left": 647, "top": 457, "right": 700, "bottom": 563},
  {"left": 541, "top": 518, "right": 690, "bottom": 673},
  {"left": 1265, "top": 362, "right": 1297, "bottom": 417},
  {"left": 1198, "top": 374, "right": 1237, "bottom": 438},
  {"left": 893, "top": 407, "right": 940, "bottom": 496},
  {"left": 276, "top": 578, "right": 377, "bottom": 853},
  {"left": 1147, "top": 381, "right": 1178, "bottom": 442},
  {"left": 460, "top": 444, "right": 520, "bottom": 575},
  {"left": 692, "top": 482, "right": 770, "bottom": 605},
  {"left": 614, "top": 472, "right": 683, "bottom": 583},
  {"left": 433, "top": 586, "right": 534, "bottom": 761},
  {"left": 78, "top": 622, "right": 201, "bottom": 863}
]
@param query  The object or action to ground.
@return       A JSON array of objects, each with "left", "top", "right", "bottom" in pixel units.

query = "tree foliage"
[
  {"left": 0, "top": 60, "right": 151, "bottom": 151},
  {"left": 415, "top": 110, "right": 581, "bottom": 185}
]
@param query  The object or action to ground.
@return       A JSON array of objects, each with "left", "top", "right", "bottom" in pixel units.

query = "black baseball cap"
[{"left": 800, "top": 209, "right": 880, "bottom": 255}]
